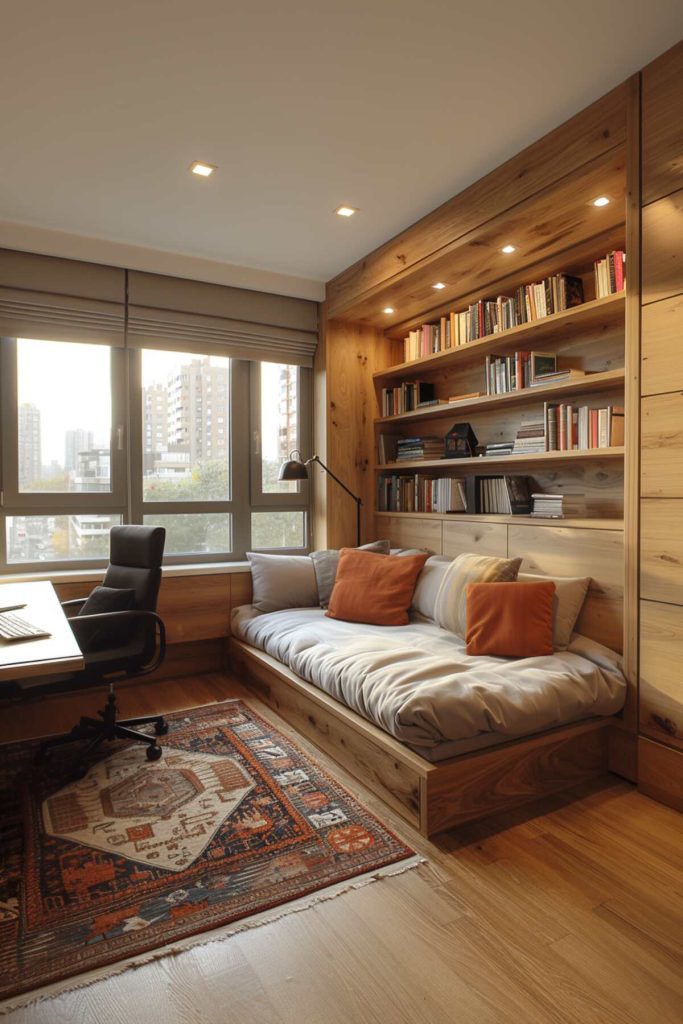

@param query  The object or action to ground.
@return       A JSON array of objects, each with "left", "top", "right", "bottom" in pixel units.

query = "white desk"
[{"left": 0, "top": 581, "right": 84, "bottom": 682}]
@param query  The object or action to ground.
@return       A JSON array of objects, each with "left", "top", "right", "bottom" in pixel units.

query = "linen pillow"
[
  {"left": 247, "top": 552, "right": 319, "bottom": 613},
  {"left": 326, "top": 549, "right": 429, "bottom": 626},
  {"left": 310, "top": 539, "right": 391, "bottom": 608},
  {"left": 77, "top": 585, "right": 136, "bottom": 650},
  {"left": 518, "top": 572, "right": 591, "bottom": 650},
  {"left": 411, "top": 556, "right": 452, "bottom": 621},
  {"left": 433, "top": 552, "right": 522, "bottom": 638},
  {"left": 466, "top": 581, "right": 556, "bottom": 658}
]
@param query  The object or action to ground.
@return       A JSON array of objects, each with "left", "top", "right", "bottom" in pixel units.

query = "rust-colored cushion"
[
  {"left": 326, "top": 548, "right": 429, "bottom": 626},
  {"left": 465, "top": 581, "right": 556, "bottom": 658}
]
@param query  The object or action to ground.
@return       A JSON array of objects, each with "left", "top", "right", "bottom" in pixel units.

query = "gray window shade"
[
  {"left": 127, "top": 271, "right": 318, "bottom": 366},
  {"left": 0, "top": 249, "right": 125, "bottom": 346}
]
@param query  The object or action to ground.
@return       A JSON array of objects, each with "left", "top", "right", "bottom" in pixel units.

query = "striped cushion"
[{"left": 433, "top": 552, "right": 522, "bottom": 638}]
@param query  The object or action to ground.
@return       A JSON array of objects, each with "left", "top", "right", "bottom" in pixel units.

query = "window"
[{"left": 0, "top": 337, "right": 311, "bottom": 569}]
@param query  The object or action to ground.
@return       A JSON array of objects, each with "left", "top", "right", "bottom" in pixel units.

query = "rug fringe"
[{"left": 0, "top": 855, "right": 425, "bottom": 1015}]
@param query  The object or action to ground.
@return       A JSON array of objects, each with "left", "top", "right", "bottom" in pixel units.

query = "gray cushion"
[
  {"left": 247, "top": 552, "right": 319, "bottom": 613},
  {"left": 77, "top": 585, "right": 136, "bottom": 650},
  {"left": 310, "top": 540, "right": 391, "bottom": 608}
]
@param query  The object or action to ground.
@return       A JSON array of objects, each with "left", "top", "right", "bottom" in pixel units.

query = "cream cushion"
[
  {"left": 411, "top": 556, "right": 452, "bottom": 621},
  {"left": 434, "top": 552, "right": 522, "bottom": 638},
  {"left": 518, "top": 572, "right": 590, "bottom": 650},
  {"left": 247, "top": 552, "right": 318, "bottom": 613}
]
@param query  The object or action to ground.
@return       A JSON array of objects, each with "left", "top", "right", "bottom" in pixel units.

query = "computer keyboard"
[{"left": 0, "top": 612, "right": 51, "bottom": 641}]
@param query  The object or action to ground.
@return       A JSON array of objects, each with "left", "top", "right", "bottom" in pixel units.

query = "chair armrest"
[
  {"left": 69, "top": 610, "right": 167, "bottom": 675},
  {"left": 61, "top": 597, "right": 88, "bottom": 617}
]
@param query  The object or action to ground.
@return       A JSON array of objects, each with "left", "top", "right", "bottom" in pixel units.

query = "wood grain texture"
[
  {"left": 641, "top": 293, "right": 683, "bottom": 396},
  {"left": 638, "top": 735, "right": 683, "bottom": 811},
  {"left": 378, "top": 515, "right": 442, "bottom": 553},
  {"left": 1, "top": 672, "right": 681, "bottom": 1024},
  {"left": 641, "top": 392, "right": 683, "bottom": 497},
  {"left": 330, "top": 155, "right": 626, "bottom": 329},
  {"left": 641, "top": 188, "right": 683, "bottom": 305},
  {"left": 608, "top": 724, "right": 638, "bottom": 781},
  {"left": 424, "top": 720, "right": 609, "bottom": 834},
  {"left": 507, "top": 524, "right": 624, "bottom": 653},
  {"left": 640, "top": 498, "right": 683, "bottom": 604},
  {"left": 639, "top": 599, "right": 683, "bottom": 752},
  {"left": 442, "top": 520, "right": 507, "bottom": 559},
  {"left": 642, "top": 38, "right": 683, "bottom": 205},
  {"left": 326, "top": 83, "right": 627, "bottom": 317}
]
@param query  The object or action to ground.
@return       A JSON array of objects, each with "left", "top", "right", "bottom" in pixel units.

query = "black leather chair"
[{"left": 37, "top": 525, "right": 168, "bottom": 771}]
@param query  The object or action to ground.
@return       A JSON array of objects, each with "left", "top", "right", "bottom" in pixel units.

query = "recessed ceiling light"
[
  {"left": 432, "top": 282, "right": 446, "bottom": 290},
  {"left": 501, "top": 244, "right": 516, "bottom": 254},
  {"left": 190, "top": 161, "right": 216, "bottom": 177},
  {"left": 335, "top": 205, "right": 358, "bottom": 217},
  {"left": 591, "top": 196, "right": 610, "bottom": 207},
  {"left": 383, "top": 307, "right": 395, "bottom": 314}
]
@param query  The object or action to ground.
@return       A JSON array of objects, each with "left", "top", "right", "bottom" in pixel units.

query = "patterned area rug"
[{"left": 0, "top": 700, "right": 416, "bottom": 1005}]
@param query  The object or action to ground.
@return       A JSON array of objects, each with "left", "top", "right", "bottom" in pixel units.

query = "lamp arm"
[{"left": 306, "top": 456, "right": 362, "bottom": 507}]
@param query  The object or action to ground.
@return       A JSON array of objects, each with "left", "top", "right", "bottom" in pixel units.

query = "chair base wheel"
[
  {"left": 146, "top": 744, "right": 162, "bottom": 761},
  {"left": 154, "top": 720, "right": 169, "bottom": 736}
]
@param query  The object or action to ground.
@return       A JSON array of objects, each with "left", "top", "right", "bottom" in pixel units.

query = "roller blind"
[
  {"left": 0, "top": 249, "right": 126, "bottom": 346},
  {"left": 127, "top": 271, "right": 318, "bottom": 366}
]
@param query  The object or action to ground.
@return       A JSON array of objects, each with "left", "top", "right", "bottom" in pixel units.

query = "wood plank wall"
[{"left": 638, "top": 40, "right": 683, "bottom": 810}]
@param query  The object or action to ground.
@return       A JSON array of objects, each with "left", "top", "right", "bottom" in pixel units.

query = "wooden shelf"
[
  {"left": 373, "top": 293, "right": 625, "bottom": 383},
  {"left": 375, "top": 446, "right": 625, "bottom": 472},
  {"left": 374, "top": 511, "right": 624, "bottom": 531},
  {"left": 375, "top": 367, "right": 625, "bottom": 426}
]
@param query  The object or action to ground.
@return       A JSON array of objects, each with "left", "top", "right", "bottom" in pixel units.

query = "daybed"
[{"left": 229, "top": 552, "right": 627, "bottom": 836}]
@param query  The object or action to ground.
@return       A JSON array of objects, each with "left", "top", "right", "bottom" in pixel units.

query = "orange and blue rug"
[{"left": 0, "top": 700, "right": 416, "bottom": 1006}]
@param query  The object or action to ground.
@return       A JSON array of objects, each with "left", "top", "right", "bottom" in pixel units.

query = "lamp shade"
[{"left": 278, "top": 457, "right": 309, "bottom": 482}]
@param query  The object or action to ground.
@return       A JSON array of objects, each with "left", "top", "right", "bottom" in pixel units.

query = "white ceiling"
[{"left": 2, "top": 0, "right": 683, "bottom": 300}]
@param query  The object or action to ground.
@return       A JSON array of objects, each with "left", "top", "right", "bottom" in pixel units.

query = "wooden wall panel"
[
  {"left": 157, "top": 575, "right": 230, "bottom": 644},
  {"left": 641, "top": 293, "right": 683, "bottom": 396},
  {"left": 638, "top": 736, "right": 683, "bottom": 812},
  {"left": 640, "top": 498, "right": 683, "bottom": 604},
  {"left": 442, "top": 520, "right": 507, "bottom": 559},
  {"left": 378, "top": 516, "right": 442, "bottom": 553},
  {"left": 639, "top": 599, "right": 683, "bottom": 751},
  {"left": 640, "top": 392, "right": 683, "bottom": 497},
  {"left": 642, "top": 39, "right": 683, "bottom": 205},
  {"left": 507, "top": 524, "right": 624, "bottom": 653},
  {"left": 641, "top": 189, "right": 683, "bottom": 305}
]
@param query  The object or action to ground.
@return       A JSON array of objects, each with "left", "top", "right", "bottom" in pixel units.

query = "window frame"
[{"left": 0, "top": 338, "right": 313, "bottom": 571}]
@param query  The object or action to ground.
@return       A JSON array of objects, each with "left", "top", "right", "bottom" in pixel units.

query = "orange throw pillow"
[
  {"left": 326, "top": 548, "right": 429, "bottom": 626},
  {"left": 466, "top": 581, "right": 555, "bottom": 658}
]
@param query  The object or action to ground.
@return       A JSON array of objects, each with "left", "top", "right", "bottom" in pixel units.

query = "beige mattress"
[{"left": 232, "top": 606, "right": 626, "bottom": 757}]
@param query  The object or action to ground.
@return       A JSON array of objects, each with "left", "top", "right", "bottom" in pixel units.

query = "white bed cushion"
[
  {"left": 232, "top": 605, "right": 626, "bottom": 749},
  {"left": 411, "top": 555, "right": 452, "bottom": 620},
  {"left": 433, "top": 552, "right": 522, "bottom": 637},
  {"left": 247, "top": 552, "right": 318, "bottom": 613},
  {"left": 518, "top": 572, "right": 590, "bottom": 651}
]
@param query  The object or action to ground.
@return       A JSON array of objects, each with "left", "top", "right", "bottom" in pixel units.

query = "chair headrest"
[{"left": 109, "top": 526, "right": 166, "bottom": 569}]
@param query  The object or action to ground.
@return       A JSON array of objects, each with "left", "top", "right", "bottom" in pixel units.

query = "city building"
[
  {"left": 18, "top": 402, "right": 41, "bottom": 489},
  {"left": 65, "top": 428, "right": 94, "bottom": 474}
]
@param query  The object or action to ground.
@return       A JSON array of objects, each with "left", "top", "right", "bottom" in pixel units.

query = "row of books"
[
  {"left": 380, "top": 380, "right": 436, "bottom": 416},
  {"left": 377, "top": 474, "right": 534, "bottom": 515},
  {"left": 485, "top": 350, "right": 561, "bottom": 394},
  {"left": 513, "top": 403, "right": 625, "bottom": 453},
  {"left": 401, "top": 271, "right": 588, "bottom": 361},
  {"left": 594, "top": 250, "right": 625, "bottom": 298},
  {"left": 531, "top": 493, "right": 565, "bottom": 519}
]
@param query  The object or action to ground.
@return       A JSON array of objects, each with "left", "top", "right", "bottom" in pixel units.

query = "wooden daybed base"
[{"left": 229, "top": 637, "right": 614, "bottom": 837}]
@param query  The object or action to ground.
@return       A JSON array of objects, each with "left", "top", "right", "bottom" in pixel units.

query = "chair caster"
[
  {"left": 146, "top": 744, "right": 162, "bottom": 762},
  {"left": 154, "top": 720, "right": 169, "bottom": 736}
]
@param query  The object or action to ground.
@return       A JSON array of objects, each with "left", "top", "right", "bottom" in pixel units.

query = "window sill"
[{"left": 0, "top": 561, "right": 251, "bottom": 585}]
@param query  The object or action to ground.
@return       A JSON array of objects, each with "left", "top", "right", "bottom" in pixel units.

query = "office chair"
[{"left": 37, "top": 525, "right": 168, "bottom": 772}]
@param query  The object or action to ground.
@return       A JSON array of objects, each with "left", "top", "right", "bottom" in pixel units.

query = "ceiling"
[{"left": 2, "top": 0, "right": 683, "bottom": 300}]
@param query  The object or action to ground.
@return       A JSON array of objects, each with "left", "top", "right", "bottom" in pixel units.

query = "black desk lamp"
[{"left": 279, "top": 450, "right": 362, "bottom": 546}]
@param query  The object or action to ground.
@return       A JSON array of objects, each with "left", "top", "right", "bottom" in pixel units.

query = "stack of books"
[
  {"left": 529, "top": 367, "right": 587, "bottom": 387},
  {"left": 594, "top": 250, "right": 626, "bottom": 298},
  {"left": 395, "top": 437, "right": 444, "bottom": 462},
  {"left": 484, "top": 442, "right": 515, "bottom": 457},
  {"left": 512, "top": 414, "right": 547, "bottom": 454},
  {"left": 531, "top": 493, "right": 564, "bottom": 519}
]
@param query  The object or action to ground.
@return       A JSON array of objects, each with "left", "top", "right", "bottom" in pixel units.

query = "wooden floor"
[{"left": 2, "top": 673, "right": 682, "bottom": 1024}]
